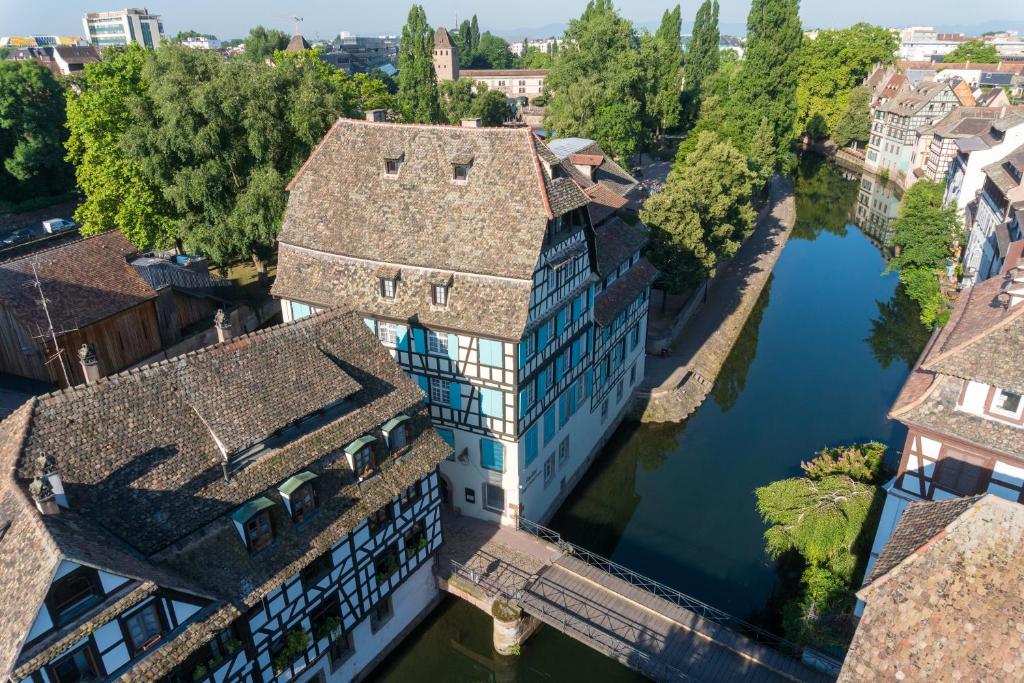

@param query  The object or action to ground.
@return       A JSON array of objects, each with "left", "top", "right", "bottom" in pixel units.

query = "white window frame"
[
  {"left": 543, "top": 455, "right": 555, "bottom": 487},
  {"left": 430, "top": 377, "right": 451, "bottom": 405},
  {"left": 380, "top": 278, "right": 396, "bottom": 299},
  {"left": 433, "top": 284, "right": 449, "bottom": 306},
  {"left": 992, "top": 389, "right": 1024, "bottom": 419},
  {"left": 427, "top": 330, "right": 449, "bottom": 356},
  {"left": 377, "top": 322, "right": 398, "bottom": 346},
  {"left": 483, "top": 482, "right": 505, "bottom": 513}
]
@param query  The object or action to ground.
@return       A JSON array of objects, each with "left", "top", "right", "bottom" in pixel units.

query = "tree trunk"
[
  {"left": 250, "top": 246, "right": 268, "bottom": 285},
  {"left": 173, "top": 238, "right": 185, "bottom": 255}
]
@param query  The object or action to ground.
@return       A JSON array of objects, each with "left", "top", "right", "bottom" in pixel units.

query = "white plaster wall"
[
  {"left": 919, "top": 434, "right": 944, "bottom": 458},
  {"left": 439, "top": 429, "right": 521, "bottom": 524},
  {"left": 954, "top": 136, "right": 1024, "bottom": 212},
  {"left": 960, "top": 380, "right": 989, "bottom": 414}
]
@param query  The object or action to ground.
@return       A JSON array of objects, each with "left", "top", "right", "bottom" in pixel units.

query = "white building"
[
  {"left": 509, "top": 38, "right": 560, "bottom": 56},
  {"left": 944, "top": 111, "right": 1024, "bottom": 213},
  {"left": 272, "top": 117, "right": 656, "bottom": 527},
  {"left": 82, "top": 8, "right": 164, "bottom": 48},
  {"left": 180, "top": 35, "right": 220, "bottom": 49},
  {"left": 461, "top": 69, "right": 548, "bottom": 98}
]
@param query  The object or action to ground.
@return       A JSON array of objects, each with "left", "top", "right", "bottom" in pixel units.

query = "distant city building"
[
  {"left": 897, "top": 26, "right": 1024, "bottom": 61},
  {"left": 432, "top": 29, "right": 547, "bottom": 99},
  {"left": 907, "top": 105, "right": 1024, "bottom": 187},
  {"left": 321, "top": 33, "right": 398, "bottom": 74},
  {"left": 4, "top": 45, "right": 100, "bottom": 76},
  {"left": 82, "top": 8, "right": 164, "bottom": 48},
  {"left": 0, "top": 35, "right": 86, "bottom": 48},
  {"left": 509, "top": 38, "right": 560, "bottom": 57},
  {"left": 179, "top": 35, "right": 220, "bottom": 49}
]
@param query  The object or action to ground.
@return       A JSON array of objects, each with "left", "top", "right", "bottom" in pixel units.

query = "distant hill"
[{"left": 490, "top": 20, "right": 749, "bottom": 40}]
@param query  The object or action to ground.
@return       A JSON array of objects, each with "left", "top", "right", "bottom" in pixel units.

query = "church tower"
[{"left": 433, "top": 27, "right": 458, "bottom": 82}]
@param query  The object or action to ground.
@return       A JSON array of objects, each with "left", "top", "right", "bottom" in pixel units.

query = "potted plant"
[
  {"left": 271, "top": 629, "right": 310, "bottom": 675},
  {"left": 317, "top": 616, "right": 341, "bottom": 641},
  {"left": 192, "top": 664, "right": 208, "bottom": 681}
]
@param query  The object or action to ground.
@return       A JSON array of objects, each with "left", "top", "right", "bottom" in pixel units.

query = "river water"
[{"left": 369, "top": 157, "right": 927, "bottom": 682}]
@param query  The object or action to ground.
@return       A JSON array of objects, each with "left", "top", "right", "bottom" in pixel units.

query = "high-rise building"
[{"left": 82, "top": 8, "right": 164, "bottom": 48}]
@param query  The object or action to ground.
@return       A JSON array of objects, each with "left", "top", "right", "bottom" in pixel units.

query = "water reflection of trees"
[
  {"left": 712, "top": 274, "right": 773, "bottom": 412},
  {"left": 791, "top": 154, "right": 858, "bottom": 242},
  {"left": 866, "top": 283, "right": 931, "bottom": 371}
]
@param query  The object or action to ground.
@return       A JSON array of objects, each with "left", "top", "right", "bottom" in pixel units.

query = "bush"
[
  {"left": 272, "top": 629, "right": 310, "bottom": 675},
  {"left": 801, "top": 442, "right": 886, "bottom": 484}
]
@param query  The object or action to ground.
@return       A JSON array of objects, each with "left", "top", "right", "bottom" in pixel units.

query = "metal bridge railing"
[
  {"left": 515, "top": 516, "right": 804, "bottom": 658},
  {"left": 448, "top": 559, "right": 695, "bottom": 682}
]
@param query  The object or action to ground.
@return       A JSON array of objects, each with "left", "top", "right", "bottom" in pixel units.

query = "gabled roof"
[
  {"left": 0, "top": 232, "right": 157, "bottom": 335},
  {"left": 878, "top": 80, "right": 954, "bottom": 115},
  {"left": 842, "top": 495, "right": 1024, "bottom": 682},
  {"left": 594, "top": 259, "right": 658, "bottom": 326},
  {"left": 434, "top": 27, "right": 454, "bottom": 49},
  {"left": 285, "top": 33, "right": 311, "bottom": 52},
  {"left": 593, "top": 218, "right": 647, "bottom": 276},
  {"left": 546, "top": 137, "right": 638, "bottom": 197},
  {"left": 280, "top": 118, "right": 589, "bottom": 281}
]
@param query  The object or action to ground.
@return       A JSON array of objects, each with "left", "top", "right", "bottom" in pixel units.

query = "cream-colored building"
[{"left": 82, "top": 8, "right": 164, "bottom": 48}]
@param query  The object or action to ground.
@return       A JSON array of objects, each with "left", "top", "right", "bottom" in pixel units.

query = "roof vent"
[
  {"left": 366, "top": 109, "right": 386, "bottom": 122},
  {"left": 461, "top": 118, "right": 481, "bottom": 128},
  {"left": 78, "top": 344, "right": 100, "bottom": 385},
  {"left": 30, "top": 478, "right": 59, "bottom": 515}
]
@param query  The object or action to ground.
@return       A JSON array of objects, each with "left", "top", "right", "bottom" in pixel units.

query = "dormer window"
[
  {"left": 384, "top": 155, "right": 403, "bottom": 176},
  {"left": 433, "top": 284, "right": 449, "bottom": 306},
  {"left": 47, "top": 566, "right": 104, "bottom": 626},
  {"left": 279, "top": 471, "right": 319, "bottom": 523},
  {"left": 382, "top": 414, "right": 411, "bottom": 455},
  {"left": 122, "top": 601, "right": 166, "bottom": 655},
  {"left": 453, "top": 162, "right": 471, "bottom": 182},
  {"left": 231, "top": 497, "right": 276, "bottom": 552},
  {"left": 380, "top": 277, "right": 397, "bottom": 299},
  {"left": 345, "top": 435, "right": 378, "bottom": 480},
  {"left": 50, "top": 644, "right": 102, "bottom": 683}
]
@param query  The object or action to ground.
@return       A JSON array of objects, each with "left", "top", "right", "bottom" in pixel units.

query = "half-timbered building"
[
  {"left": 863, "top": 249, "right": 1024, "bottom": 582},
  {"left": 272, "top": 117, "right": 657, "bottom": 525},
  {"left": 0, "top": 309, "right": 449, "bottom": 683}
]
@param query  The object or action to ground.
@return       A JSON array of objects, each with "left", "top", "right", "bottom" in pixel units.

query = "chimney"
[
  {"left": 461, "top": 118, "right": 482, "bottom": 128},
  {"left": 30, "top": 477, "right": 59, "bottom": 515},
  {"left": 365, "top": 109, "right": 386, "bottom": 122},
  {"left": 214, "top": 309, "right": 232, "bottom": 343},
  {"left": 78, "top": 344, "right": 100, "bottom": 384}
]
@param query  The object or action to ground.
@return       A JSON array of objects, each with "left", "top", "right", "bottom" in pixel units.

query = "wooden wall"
[
  {"left": 174, "top": 291, "right": 217, "bottom": 331},
  {"left": 0, "top": 306, "right": 50, "bottom": 383}
]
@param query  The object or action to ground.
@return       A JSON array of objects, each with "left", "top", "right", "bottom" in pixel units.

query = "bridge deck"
[{"left": 439, "top": 515, "right": 834, "bottom": 683}]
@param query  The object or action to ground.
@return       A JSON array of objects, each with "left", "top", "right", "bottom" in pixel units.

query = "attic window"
[
  {"left": 433, "top": 284, "right": 449, "bottom": 306},
  {"left": 345, "top": 435, "right": 378, "bottom": 480},
  {"left": 231, "top": 497, "right": 276, "bottom": 552},
  {"left": 453, "top": 162, "right": 471, "bottom": 182},
  {"left": 380, "top": 277, "right": 397, "bottom": 299},
  {"left": 47, "top": 567, "right": 104, "bottom": 626},
  {"left": 384, "top": 156, "right": 403, "bottom": 176},
  {"left": 279, "top": 471, "right": 319, "bottom": 523},
  {"left": 383, "top": 414, "right": 411, "bottom": 455}
]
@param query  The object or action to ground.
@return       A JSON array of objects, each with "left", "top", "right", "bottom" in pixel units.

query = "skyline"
[{"left": 3, "top": 0, "right": 1024, "bottom": 41}]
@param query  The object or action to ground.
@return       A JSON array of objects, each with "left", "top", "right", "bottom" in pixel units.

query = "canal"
[{"left": 368, "top": 157, "right": 928, "bottom": 682}]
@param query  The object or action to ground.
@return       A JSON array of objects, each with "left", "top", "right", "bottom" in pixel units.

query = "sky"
[{"left": 2, "top": 0, "right": 1023, "bottom": 41}]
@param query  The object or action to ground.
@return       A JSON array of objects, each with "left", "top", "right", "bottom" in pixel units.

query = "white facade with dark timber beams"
[{"left": 273, "top": 117, "right": 657, "bottom": 525}]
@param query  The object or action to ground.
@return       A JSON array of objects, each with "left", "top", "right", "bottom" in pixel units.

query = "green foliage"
[
  {"left": 795, "top": 24, "right": 897, "bottom": 140},
  {"left": 316, "top": 616, "right": 341, "bottom": 641},
  {"left": 730, "top": 0, "right": 803, "bottom": 162},
  {"left": 472, "top": 34, "right": 513, "bottom": 69},
  {"left": 397, "top": 5, "right": 441, "bottom": 123},
  {"left": 800, "top": 442, "right": 886, "bottom": 484},
  {"left": 516, "top": 45, "right": 555, "bottom": 69},
  {"left": 65, "top": 45, "right": 176, "bottom": 248},
  {"left": 172, "top": 30, "right": 217, "bottom": 43},
  {"left": 243, "top": 26, "right": 289, "bottom": 61},
  {"left": 944, "top": 39, "right": 999, "bottom": 64},
  {"left": 545, "top": 0, "right": 648, "bottom": 159},
  {"left": 643, "top": 6, "right": 684, "bottom": 134},
  {"left": 271, "top": 629, "right": 310, "bottom": 675},
  {"left": 866, "top": 284, "right": 931, "bottom": 370},
  {"left": 0, "top": 60, "right": 73, "bottom": 202},
  {"left": 685, "top": 0, "right": 720, "bottom": 100},
  {"left": 438, "top": 78, "right": 475, "bottom": 123},
  {"left": 748, "top": 117, "right": 777, "bottom": 188},
  {"left": 472, "top": 88, "right": 511, "bottom": 126},
  {"left": 641, "top": 131, "right": 756, "bottom": 291},
  {"left": 887, "top": 180, "right": 960, "bottom": 327},
  {"left": 833, "top": 85, "right": 873, "bottom": 147}
]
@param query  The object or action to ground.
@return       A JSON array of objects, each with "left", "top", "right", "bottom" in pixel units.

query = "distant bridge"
[{"left": 439, "top": 515, "right": 838, "bottom": 682}]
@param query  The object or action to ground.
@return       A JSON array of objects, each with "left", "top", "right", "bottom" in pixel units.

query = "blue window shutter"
[
  {"left": 556, "top": 308, "right": 566, "bottom": 336},
  {"left": 518, "top": 340, "right": 528, "bottom": 367},
  {"left": 481, "top": 438, "right": 504, "bottom": 471},
  {"left": 449, "top": 382, "right": 461, "bottom": 410},
  {"left": 519, "top": 386, "right": 529, "bottom": 417},
  {"left": 480, "top": 388, "right": 502, "bottom": 418},
  {"left": 543, "top": 407, "right": 556, "bottom": 444},
  {"left": 413, "top": 328, "right": 426, "bottom": 353},
  {"left": 572, "top": 338, "right": 581, "bottom": 367},
  {"left": 588, "top": 285, "right": 594, "bottom": 309},
  {"left": 559, "top": 392, "right": 568, "bottom": 426},
  {"left": 436, "top": 428, "right": 455, "bottom": 448},
  {"left": 556, "top": 354, "right": 565, "bottom": 380},
  {"left": 536, "top": 368, "right": 547, "bottom": 399},
  {"left": 479, "top": 339, "right": 502, "bottom": 367},
  {"left": 568, "top": 381, "right": 577, "bottom": 415},
  {"left": 524, "top": 425, "right": 538, "bottom": 467},
  {"left": 539, "top": 322, "right": 549, "bottom": 350},
  {"left": 396, "top": 325, "right": 409, "bottom": 351},
  {"left": 364, "top": 318, "right": 376, "bottom": 333},
  {"left": 447, "top": 334, "right": 460, "bottom": 361},
  {"left": 415, "top": 374, "right": 429, "bottom": 397}
]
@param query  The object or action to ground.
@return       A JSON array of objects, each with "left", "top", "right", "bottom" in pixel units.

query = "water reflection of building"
[{"left": 854, "top": 172, "right": 903, "bottom": 248}]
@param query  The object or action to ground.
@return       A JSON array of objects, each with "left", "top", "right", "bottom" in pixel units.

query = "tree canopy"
[
  {"left": 397, "top": 5, "right": 441, "bottom": 123},
  {"left": 795, "top": 24, "right": 897, "bottom": 140},
  {"left": 643, "top": 5, "right": 684, "bottom": 135},
  {"left": 832, "top": 85, "right": 872, "bottom": 147},
  {"left": 641, "top": 130, "right": 756, "bottom": 290},
  {"left": 685, "top": 0, "right": 720, "bottom": 101},
  {"left": 944, "top": 39, "right": 1000, "bottom": 63},
  {"left": 243, "top": 26, "right": 289, "bottom": 61},
  {"left": 887, "top": 180, "right": 960, "bottom": 327}
]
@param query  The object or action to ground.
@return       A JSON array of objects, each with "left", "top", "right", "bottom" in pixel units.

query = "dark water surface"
[{"left": 369, "top": 159, "right": 925, "bottom": 682}]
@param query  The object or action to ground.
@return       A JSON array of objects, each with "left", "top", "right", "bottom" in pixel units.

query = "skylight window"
[
  {"left": 384, "top": 156, "right": 403, "bottom": 176},
  {"left": 453, "top": 163, "right": 471, "bottom": 181}
]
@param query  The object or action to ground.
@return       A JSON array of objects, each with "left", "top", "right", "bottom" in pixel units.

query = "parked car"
[
  {"left": 42, "top": 218, "right": 78, "bottom": 234},
  {"left": 1, "top": 229, "right": 34, "bottom": 246}
]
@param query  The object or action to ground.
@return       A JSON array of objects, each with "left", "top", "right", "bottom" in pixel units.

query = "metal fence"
[{"left": 515, "top": 516, "right": 804, "bottom": 658}]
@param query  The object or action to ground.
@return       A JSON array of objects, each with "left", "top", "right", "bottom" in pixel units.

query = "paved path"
[
  {"left": 634, "top": 176, "right": 796, "bottom": 422},
  {"left": 439, "top": 515, "right": 832, "bottom": 683}
]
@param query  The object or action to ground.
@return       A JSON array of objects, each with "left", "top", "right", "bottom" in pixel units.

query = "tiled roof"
[
  {"left": 0, "top": 309, "right": 449, "bottom": 678},
  {"left": 0, "top": 232, "right": 156, "bottom": 333},
  {"left": 547, "top": 138, "right": 638, "bottom": 197},
  {"left": 280, "top": 118, "right": 580, "bottom": 281},
  {"left": 593, "top": 218, "right": 647, "bottom": 276},
  {"left": 842, "top": 495, "right": 1024, "bottom": 682},
  {"left": 433, "top": 27, "right": 453, "bottom": 49},
  {"left": 285, "top": 34, "right": 311, "bottom": 52},
  {"left": 982, "top": 146, "right": 1024, "bottom": 196},
  {"left": 570, "top": 153, "right": 604, "bottom": 166},
  {"left": 273, "top": 243, "right": 533, "bottom": 339},
  {"left": 878, "top": 80, "right": 952, "bottom": 114},
  {"left": 594, "top": 258, "right": 658, "bottom": 326},
  {"left": 461, "top": 68, "right": 550, "bottom": 78},
  {"left": 585, "top": 183, "right": 628, "bottom": 226}
]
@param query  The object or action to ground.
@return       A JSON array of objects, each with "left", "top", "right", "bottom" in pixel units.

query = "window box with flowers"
[{"left": 271, "top": 629, "right": 310, "bottom": 676}]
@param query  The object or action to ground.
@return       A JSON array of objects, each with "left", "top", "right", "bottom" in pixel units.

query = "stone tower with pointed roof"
[{"left": 432, "top": 27, "right": 458, "bottom": 82}]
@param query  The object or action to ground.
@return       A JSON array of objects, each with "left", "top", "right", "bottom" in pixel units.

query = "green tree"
[
  {"left": 887, "top": 180, "right": 960, "bottom": 327},
  {"left": 65, "top": 45, "right": 176, "bottom": 248},
  {"left": 944, "top": 39, "right": 999, "bottom": 63},
  {"left": 685, "top": 0, "right": 720, "bottom": 100},
  {"left": 397, "top": 5, "right": 441, "bottom": 123},
  {"left": 644, "top": 5, "right": 684, "bottom": 135},
  {"left": 833, "top": 85, "right": 872, "bottom": 147},
  {"left": 795, "top": 24, "right": 897, "bottom": 139},
  {"left": 731, "top": 0, "right": 803, "bottom": 161},
  {"left": 0, "top": 60, "right": 73, "bottom": 201},
  {"left": 517, "top": 46, "right": 554, "bottom": 69},
  {"left": 438, "top": 78, "right": 475, "bottom": 123},
  {"left": 472, "top": 33, "right": 513, "bottom": 69},
  {"left": 545, "top": 0, "right": 647, "bottom": 159},
  {"left": 641, "top": 131, "right": 756, "bottom": 290},
  {"left": 748, "top": 116, "right": 776, "bottom": 188},
  {"left": 470, "top": 15, "right": 480, "bottom": 52},
  {"left": 244, "top": 25, "right": 289, "bottom": 61},
  {"left": 172, "top": 30, "right": 216, "bottom": 43},
  {"left": 472, "top": 88, "right": 510, "bottom": 126}
]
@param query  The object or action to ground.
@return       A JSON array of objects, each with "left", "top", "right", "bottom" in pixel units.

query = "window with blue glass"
[
  {"left": 480, "top": 388, "right": 503, "bottom": 418},
  {"left": 479, "top": 339, "right": 503, "bottom": 367},
  {"left": 480, "top": 438, "right": 505, "bottom": 472},
  {"left": 290, "top": 301, "right": 313, "bottom": 320}
]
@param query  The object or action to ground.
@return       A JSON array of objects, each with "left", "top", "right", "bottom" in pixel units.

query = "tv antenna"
[{"left": 28, "top": 261, "right": 76, "bottom": 387}]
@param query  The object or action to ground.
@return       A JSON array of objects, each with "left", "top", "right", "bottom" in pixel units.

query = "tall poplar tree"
[
  {"left": 686, "top": 0, "right": 720, "bottom": 98},
  {"left": 732, "top": 0, "right": 802, "bottom": 163},
  {"left": 646, "top": 5, "right": 684, "bottom": 135},
  {"left": 397, "top": 5, "right": 441, "bottom": 123}
]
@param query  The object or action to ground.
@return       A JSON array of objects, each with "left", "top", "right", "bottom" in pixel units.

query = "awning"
[
  {"left": 344, "top": 435, "right": 377, "bottom": 454},
  {"left": 278, "top": 471, "right": 318, "bottom": 497},
  {"left": 381, "top": 414, "right": 411, "bottom": 434},
  {"left": 231, "top": 497, "right": 275, "bottom": 524}
]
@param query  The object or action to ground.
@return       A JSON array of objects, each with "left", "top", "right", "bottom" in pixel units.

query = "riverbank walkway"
[
  {"left": 634, "top": 175, "right": 797, "bottom": 422},
  {"left": 438, "top": 514, "right": 835, "bottom": 682}
]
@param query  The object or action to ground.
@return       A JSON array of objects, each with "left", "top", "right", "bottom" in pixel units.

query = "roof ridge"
[
  {"left": 527, "top": 133, "right": 555, "bottom": 220},
  {"left": 923, "top": 289, "right": 1024, "bottom": 372},
  {"left": 0, "top": 231, "right": 131, "bottom": 267}
]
